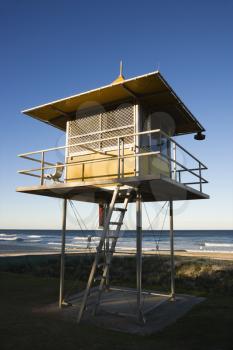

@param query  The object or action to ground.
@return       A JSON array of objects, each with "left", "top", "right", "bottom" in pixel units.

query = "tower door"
[{"left": 140, "top": 110, "right": 171, "bottom": 178}]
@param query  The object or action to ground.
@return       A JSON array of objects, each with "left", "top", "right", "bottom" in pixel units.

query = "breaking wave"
[{"left": 204, "top": 242, "right": 233, "bottom": 248}]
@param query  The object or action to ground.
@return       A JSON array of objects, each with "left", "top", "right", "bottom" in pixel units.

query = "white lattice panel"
[{"left": 68, "top": 104, "right": 134, "bottom": 156}]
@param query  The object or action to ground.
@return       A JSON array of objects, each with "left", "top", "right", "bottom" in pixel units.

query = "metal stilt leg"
[
  {"left": 169, "top": 200, "right": 175, "bottom": 300},
  {"left": 136, "top": 193, "right": 145, "bottom": 324},
  {"left": 59, "top": 198, "right": 67, "bottom": 308}
]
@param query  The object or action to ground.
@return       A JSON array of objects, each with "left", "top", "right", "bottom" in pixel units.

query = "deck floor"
[{"left": 16, "top": 175, "right": 209, "bottom": 203}]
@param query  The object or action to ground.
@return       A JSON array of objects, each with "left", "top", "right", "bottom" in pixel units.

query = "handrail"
[
  {"left": 159, "top": 154, "right": 208, "bottom": 183},
  {"left": 160, "top": 130, "right": 207, "bottom": 169},
  {"left": 18, "top": 128, "right": 208, "bottom": 192},
  {"left": 18, "top": 128, "right": 208, "bottom": 170},
  {"left": 176, "top": 167, "right": 206, "bottom": 173},
  {"left": 20, "top": 154, "right": 54, "bottom": 167},
  {"left": 18, "top": 129, "right": 161, "bottom": 157},
  {"left": 18, "top": 150, "right": 161, "bottom": 174}
]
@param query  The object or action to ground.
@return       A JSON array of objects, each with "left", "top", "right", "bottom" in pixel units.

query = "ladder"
[{"left": 77, "top": 186, "right": 133, "bottom": 323}]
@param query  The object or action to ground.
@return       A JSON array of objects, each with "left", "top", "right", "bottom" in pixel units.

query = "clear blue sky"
[{"left": 0, "top": 0, "right": 232, "bottom": 230}]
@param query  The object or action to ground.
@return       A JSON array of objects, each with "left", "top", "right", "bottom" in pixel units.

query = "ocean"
[{"left": 0, "top": 229, "right": 233, "bottom": 255}]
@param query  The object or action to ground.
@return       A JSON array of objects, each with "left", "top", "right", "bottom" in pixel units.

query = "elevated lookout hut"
[{"left": 17, "top": 70, "right": 208, "bottom": 325}]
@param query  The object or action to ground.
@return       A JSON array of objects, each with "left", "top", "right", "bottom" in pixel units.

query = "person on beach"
[{"left": 87, "top": 235, "right": 92, "bottom": 249}]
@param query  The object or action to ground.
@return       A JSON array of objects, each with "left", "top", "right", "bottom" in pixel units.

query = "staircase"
[{"left": 77, "top": 186, "right": 133, "bottom": 323}]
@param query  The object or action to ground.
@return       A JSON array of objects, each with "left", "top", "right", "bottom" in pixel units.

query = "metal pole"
[
  {"left": 40, "top": 151, "right": 44, "bottom": 185},
  {"left": 173, "top": 142, "right": 177, "bottom": 181},
  {"left": 121, "top": 138, "right": 124, "bottom": 177},
  {"left": 169, "top": 200, "right": 175, "bottom": 300},
  {"left": 135, "top": 104, "right": 140, "bottom": 177},
  {"left": 105, "top": 203, "right": 110, "bottom": 290},
  {"left": 199, "top": 162, "right": 202, "bottom": 192},
  {"left": 117, "top": 137, "right": 121, "bottom": 178},
  {"left": 136, "top": 192, "right": 144, "bottom": 323},
  {"left": 59, "top": 198, "right": 67, "bottom": 308}
]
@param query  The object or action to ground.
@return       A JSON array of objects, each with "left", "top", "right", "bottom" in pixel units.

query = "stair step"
[
  {"left": 109, "top": 221, "right": 122, "bottom": 225},
  {"left": 113, "top": 208, "right": 127, "bottom": 212},
  {"left": 94, "top": 276, "right": 106, "bottom": 282},
  {"left": 118, "top": 193, "right": 131, "bottom": 198}
]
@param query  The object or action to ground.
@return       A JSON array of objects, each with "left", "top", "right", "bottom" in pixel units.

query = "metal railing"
[{"left": 18, "top": 129, "right": 208, "bottom": 192}]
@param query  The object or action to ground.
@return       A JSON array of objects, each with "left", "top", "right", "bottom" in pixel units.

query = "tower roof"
[{"left": 22, "top": 71, "right": 205, "bottom": 135}]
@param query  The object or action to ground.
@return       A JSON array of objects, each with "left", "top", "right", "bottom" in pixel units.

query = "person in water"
[{"left": 87, "top": 235, "right": 92, "bottom": 249}]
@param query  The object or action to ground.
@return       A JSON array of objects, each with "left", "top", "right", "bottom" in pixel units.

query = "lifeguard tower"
[{"left": 17, "top": 67, "right": 208, "bottom": 326}]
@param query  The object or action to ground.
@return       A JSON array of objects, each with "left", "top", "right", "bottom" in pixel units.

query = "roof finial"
[
  {"left": 120, "top": 60, "right": 123, "bottom": 76},
  {"left": 112, "top": 60, "right": 125, "bottom": 84}
]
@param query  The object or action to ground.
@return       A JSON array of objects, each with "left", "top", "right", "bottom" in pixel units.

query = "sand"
[{"left": 0, "top": 248, "right": 233, "bottom": 260}]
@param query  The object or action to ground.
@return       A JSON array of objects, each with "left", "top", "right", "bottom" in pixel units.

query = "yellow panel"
[
  {"left": 140, "top": 154, "right": 170, "bottom": 177},
  {"left": 66, "top": 147, "right": 170, "bottom": 184},
  {"left": 66, "top": 149, "right": 135, "bottom": 182}
]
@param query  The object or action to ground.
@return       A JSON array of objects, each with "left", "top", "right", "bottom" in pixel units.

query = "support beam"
[
  {"left": 59, "top": 198, "right": 67, "bottom": 308},
  {"left": 122, "top": 83, "right": 138, "bottom": 99},
  {"left": 135, "top": 104, "right": 140, "bottom": 177},
  {"left": 104, "top": 203, "right": 110, "bottom": 290},
  {"left": 136, "top": 192, "right": 145, "bottom": 323},
  {"left": 51, "top": 106, "right": 72, "bottom": 118},
  {"left": 169, "top": 200, "right": 175, "bottom": 299}
]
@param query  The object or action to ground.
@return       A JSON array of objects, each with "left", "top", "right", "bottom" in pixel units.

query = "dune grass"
[{"left": 1, "top": 255, "right": 233, "bottom": 350}]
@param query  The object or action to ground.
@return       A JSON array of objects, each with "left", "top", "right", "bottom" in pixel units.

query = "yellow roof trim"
[
  {"left": 22, "top": 71, "right": 159, "bottom": 115},
  {"left": 21, "top": 71, "right": 205, "bottom": 135}
]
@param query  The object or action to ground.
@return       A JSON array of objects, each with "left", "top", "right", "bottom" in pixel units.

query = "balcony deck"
[
  {"left": 16, "top": 174, "right": 209, "bottom": 203},
  {"left": 17, "top": 129, "right": 208, "bottom": 203}
]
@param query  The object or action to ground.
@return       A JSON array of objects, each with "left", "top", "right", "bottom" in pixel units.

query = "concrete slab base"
[{"left": 64, "top": 287, "right": 205, "bottom": 335}]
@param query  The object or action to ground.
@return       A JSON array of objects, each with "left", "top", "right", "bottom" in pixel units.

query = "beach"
[
  {"left": 1, "top": 229, "right": 233, "bottom": 260},
  {"left": 1, "top": 249, "right": 233, "bottom": 261}
]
